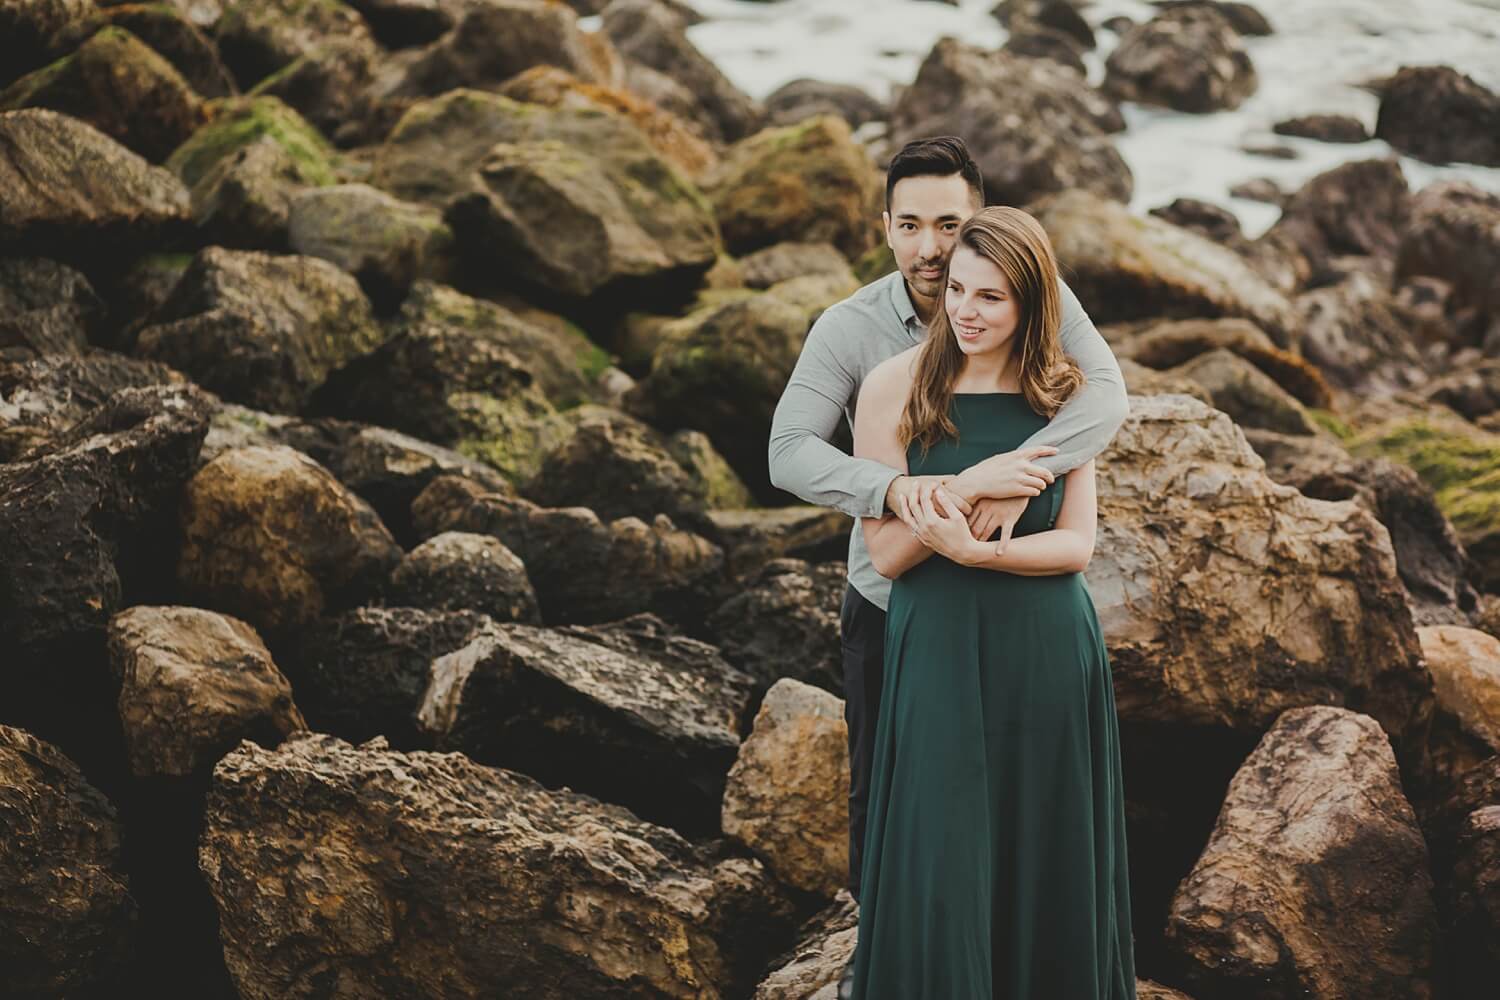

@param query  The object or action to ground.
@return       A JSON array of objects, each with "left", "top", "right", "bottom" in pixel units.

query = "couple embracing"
[{"left": 768, "top": 137, "right": 1137, "bottom": 999}]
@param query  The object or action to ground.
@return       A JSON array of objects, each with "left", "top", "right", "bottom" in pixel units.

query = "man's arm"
[
  {"left": 767, "top": 308, "right": 902, "bottom": 519},
  {"left": 1020, "top": 278, "right": 1130, "bottom": 476}
]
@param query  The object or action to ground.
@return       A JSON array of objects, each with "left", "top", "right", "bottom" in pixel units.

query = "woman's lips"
[{"left": 956, "top": 323, "right": 983, "bottom": 339}]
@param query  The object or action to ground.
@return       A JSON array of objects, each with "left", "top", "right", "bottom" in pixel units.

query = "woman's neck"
[{"left": 953, "top": 348, "right": 1020, "bottom": 393}]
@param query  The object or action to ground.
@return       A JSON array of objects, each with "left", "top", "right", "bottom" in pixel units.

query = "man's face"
[{"left": 883, "top": 174, "right": 982, "bottom": 302}]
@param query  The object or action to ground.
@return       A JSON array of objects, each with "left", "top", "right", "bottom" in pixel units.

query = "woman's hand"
[{"left": 906, "top": 486, "right": 985, "bottom": 564}]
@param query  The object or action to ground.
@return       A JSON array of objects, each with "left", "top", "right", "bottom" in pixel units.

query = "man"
[{"left": 766, "top": 136, "right": 1129, "bottom": 997}]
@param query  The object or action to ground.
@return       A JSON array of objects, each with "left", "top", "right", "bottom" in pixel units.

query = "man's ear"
[{"left": 882, "top": 210, "right": 892, "bottom": 249}]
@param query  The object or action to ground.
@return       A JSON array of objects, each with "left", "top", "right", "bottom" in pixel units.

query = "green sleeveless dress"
[{"left": 850, "top": 392, "right": 1135, "bottom": 999}]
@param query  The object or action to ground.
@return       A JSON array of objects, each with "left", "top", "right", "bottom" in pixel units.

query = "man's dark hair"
[{"left": 885, "top": 136, "right": 984, "bottom": 210}]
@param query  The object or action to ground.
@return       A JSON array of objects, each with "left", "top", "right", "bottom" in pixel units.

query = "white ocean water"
[{"left": 678, "top": 0, "right": 1500, "bottom": 236}]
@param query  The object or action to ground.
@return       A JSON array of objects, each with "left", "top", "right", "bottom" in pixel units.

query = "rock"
[
  {"left": 1031, "top": 189, "right": 1298, "bottom": 346},
  {"left": 1092, "top": 396, "right": 1430, "bottom": 749},
  {"left": 0, "top": 382, "right": 213, "bottom": 671},
  {"left": 1003, "top": 23, "right": 1088, "bottom": 75},
  {"left": 0, "top": 350, "right": 185, "bottom": 460},
  {"left": 167, "top": 95, "right": 337, "bottom": 192},
  {"left": 177, "top": 444, "right": 403, "bottom": 634},
  {"left": 1169, "top": 347, "right": 1317, "bottom": 434},
  {"left": 0, "top": 725, "right": 136, "bottom": 997},
  {"left": 739, "top": 241, "right": 854, "bottom": 291},
  {"left": 0, "top": 256, "right": 100, "bottom": 356},
  {"left": 1105, "top": 6, "right": 1257, "bottom": 113},
  {"left": 602, "top": 0, "right": 763, "bottom": 144},
  {"left": 213, "top": 0, "right": 376, "bottom": 91},
  {"left": 1297, "top": 268, "right": 1435, "bottom": 395},
  {"left": 1419, "top": 627, "right": 1500, "bottom": 753},
  {"left": 498, "top": 65, "right": 718, "bottom": 180},
  {"left": 1155, "top": 0, "right": 1273, "bottom": 35},
  {"left": 344, "top": 0, "right": 454, "bottom": 46},
  {"left": 706, "top": 116, "right": 880, "bottom": 260},
  {"left": 1480, "top": 596, "right": 1500, "bottom": 641},
  {"left": 708, "top": 559, "right": 844, "bottom": 697},
  {"left": 1137, "top": 983, "right": 1197, "bottom": 1000},
  {"left": 384, "top": 531, "right": 541, "bottom": 624},
  {"left": 281, "top": 606, "right": 491, "bottom": 749},
  {"left": 415, "top": 618, "right": 752, "bottom": 835},
  {"left": 246, "top": 35, "right": 378, "bottom": 144},
  {"left": 1113, "top": 317, "right": 1331, "bottom": 408},
  {"left": 135, "top": 247, "right": 383, "bottom": 412},
  {"left": 1423, "top": 359, "right": 1500, "bottom": 425},
  {"left": 722, "top": 678, "right": 849, "bottom": 896},
  {"left": 1164, "top": 706, "right": 1437, "bottom": 998},
  {"left": 627, "top": 276, "right": 856, "bottom": 500},
  {"left": 0, "top": 27, "right": 206, "bottom": 164},
  {"left": 1250, "top": 438, "right": 1479, "bottom": 628},
  {"left": 377, "top": 0, "right": 606, "bottom": 99},
  {"left": 0, "top": 0, "right": 93, "bottom": 86},
  {"left": 1150, "top": 196, "right": 1244, "bottom": 244},
  {"left": 1375, "top": 65, "right": 1500, "bottom": 168},
  {"left": 96, "top": 252, "right": 193, "bottom": 337},
  {"left": 412, "top": 474, "right": 724, "bottom": 625},
  {"left": 1118, "top": 358, "right": 1213, "bottom": 402},
  {"left": 106, "top": 605, "right": 305, "bottom": 778},
  {"left": 668, "top": 428, "right": 756, "bottom": 510},
  {"left": 992, "top": 0, "right": 1095, "bottom": 48},
  {"left": 1449, "top": 804, "right": 1500, "bottom": 991},
  {"left": 1396, "top": 181, "right": 1500, "bottom": 347},
  {"left": 53, "top": 2, "right": 236, "bottom": 98},
  {"left": 706, "top": 508, "right": 850, "bottom": 579},
  {"left": 1261, "top": 157, "right": 1410, "bottom": 283},
  {"left": 752, "top": 891, "right": 858, "bottom": 1000},
  {"left": 1273, "top": 113, "right": 1370, "bottom": 143},
  {"left": 1350, "top": 412, "right": 1500, "bottom": 593},
  {"left": 200, "top": 732, "right": 796, "bottom": 999},
  {"left": 287, "top": 183, "right": 454, "bottom": 310},
  {"left": 763, "top": 78, "right": 886, "bottom": 130},
  {"left": 1229, "top": 175, "right": 1285, "bottom": 205},
  {"left": 890, "top": 39, "right": 1130, "bottom": 208},
  {"left": 0, "top": 108, "right": 191, "bottom": 260}
]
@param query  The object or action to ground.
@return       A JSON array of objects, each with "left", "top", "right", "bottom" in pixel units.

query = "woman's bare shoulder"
[{"left": 862, "top": 346, "right": 922, "bottom": 401}]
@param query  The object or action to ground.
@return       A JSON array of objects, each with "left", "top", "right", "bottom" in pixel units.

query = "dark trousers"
[{"left": 840, "top": 583, "right": 886, "bottom": 903}]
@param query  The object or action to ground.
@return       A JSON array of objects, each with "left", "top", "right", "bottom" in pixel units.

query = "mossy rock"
[
  {"left": 449, "top": 386, "right": 573, "bottom": 485},
  {"left": 52, "top": 2, "right": 237, "bottom": 98},
  {"left": 0, "top": 25, "right": 206, "bottom": 162},
  {"left": 167, "top": 94, "right": 337, "bottom": 190},
  {"left": 1352, "top": 416, "right": 1500, "bottom": 590}
]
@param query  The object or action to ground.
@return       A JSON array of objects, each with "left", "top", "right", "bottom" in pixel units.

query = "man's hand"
[
  {"left": 887, "top": 475, "right": 972, "bottom": 531},
  {"left": 968, "top": 496, "right": 1031, "bottom": 554},
  {"left": 948, "top": 446, "right": 1059, "bottom": 501},
  {"left": 911, "top": 486, "right": 980, "bottom": 563}
]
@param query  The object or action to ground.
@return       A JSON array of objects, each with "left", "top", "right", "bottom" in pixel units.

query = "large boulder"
[
  {"left": 1104, "top": 6, "right": 1258, "bottom": 112},
  {"left": 601, "top": 0, "right": 763, "bottom": 144},
  {"left": 412, "top": 474, "right": 724, "bottom": 625},
  {"left": 1033, "top": 189, "right": 1298, "bottom": 345},
  {"left": 1165, "top": 706, "right": 1437, "bottom": 999},
  {"left": 1168, "top": 347, "right": 1317, "bottom": 435},
  {"left": 106, "top": 605, "right": 306, "bottom": 778},
  {"left": 384, "top": 531, "right": 542, "bottom": 624},
  {"left": 199, "top": 733, "right": 796, "bottom": 999},
  {"left": 1396, "top": 181, "right": 1500, "bottom": 348},
  {"left": 0, "top": 256, "right": 100, "bottom": 357},
  {"left": 1260, "top": 158, "right": 1410, "bottom": 284},
  {"left": 722, "top": 678, "right": 848, "bottom": 897},
  {"left": 414, "top": 618, "right": 752, "bottom": 835},
  {"left": 0, "top": 27, "right": 206, "bottom": 163},
  {"left": 286, "top": 183, "right": 454, "bottom": 309},
  {"left": 1091, "top": 396, "right": 1430, "bottom": 749},
  {"left": 177, "top": 445, "right": 403, "bottom": 634},
  {"left": 0, "top": 108, "right": 191, "bottom": 259},
  {"left": 281, "top": 606, "right": 492, "bottom": 749},
  {"left": 0, "top": 725, "right": 136, "bottom": 997},
  {"left": 705, "top": 116, "right": 880, "bottom": 260},
  {"left": 890, "top": 38, "right": 1130, "bottom": 208},
  {"left": 135, "top": 247, "right": 383, "bottom": 412},
  {"left": 708, "top": 559, "right": 845, "bottom": 697},
  {"left": 1375, "top": 65, "right": 1500, "bottom": 168}
]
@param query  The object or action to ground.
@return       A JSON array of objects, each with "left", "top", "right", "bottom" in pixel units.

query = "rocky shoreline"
[{"left": 3, "top": 0, "right": 1500, "bottom": 997}]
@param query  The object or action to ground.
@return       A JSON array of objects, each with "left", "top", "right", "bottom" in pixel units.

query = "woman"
[{"left": 848, "top": 207, "right": 1135, "bottom": 999}]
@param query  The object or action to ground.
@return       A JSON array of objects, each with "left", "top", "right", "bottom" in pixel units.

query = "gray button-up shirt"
[{"left": 767, "top": 269, "right": 1129, "bottom": 611}]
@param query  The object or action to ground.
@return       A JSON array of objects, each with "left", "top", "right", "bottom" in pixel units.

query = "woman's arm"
[
  {"left": 854, "top": 357, "right": 935, "bottom": 580},
  {"left": 959, "top": 460, "right": 1097, "bottom": 575}
]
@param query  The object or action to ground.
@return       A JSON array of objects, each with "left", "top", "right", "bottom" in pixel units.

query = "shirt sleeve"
[
  {"left": 767, "top": 307, "right": 903, "bottom": 519},
  {"left": 1019, "top": 278, "right": 1131, "bottom": 476}
]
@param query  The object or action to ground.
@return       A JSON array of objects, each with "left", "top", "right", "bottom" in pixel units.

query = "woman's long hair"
[{"left": 897, "top": 207, "right": 1084, "bottom": 453}]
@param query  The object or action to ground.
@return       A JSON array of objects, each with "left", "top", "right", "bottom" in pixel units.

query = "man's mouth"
[{"left": 916, "top": 264, "right": 943, "bottom": 278}]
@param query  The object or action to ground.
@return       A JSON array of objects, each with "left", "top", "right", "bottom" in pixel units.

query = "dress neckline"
[{"left": 952, "top": 390, "right": 1023, "bottom": 396}]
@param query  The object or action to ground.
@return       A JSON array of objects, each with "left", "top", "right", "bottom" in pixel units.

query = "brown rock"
[
  {"left": 763, "top": 78, "right": 886, "bottom": 130},
  {"left": 1419, "top": 626, "right": 1500, "bottom": 754},
  {"left": 0, "top": 256, "right": 100, "bottom": 357},
  {"left": 53, "top": 2, "right": 236, "bottom": 98},
  {"left": 1261, "top": 158, "right": 1410, "bottom": 282},
  {"left": 1396, "top": 181, "right": 1500, "bottom": 346},
  {"left": 106, "top": 605, "right": 306, "bottom": 777},
  {"left": 1272, "top": 113, "right": 1370, "bottom": 144},
  {"left": 0, "top": 350, "right": 185, "bottom": 461},
  {"left": 0, "top": 725, "right": 136, "bottom": 997},
  {"left": 722, "top": 678, "right": 849, "bottom": 896},
  {"left": 0, "top": 0, "right": 93, "bottom": 86},
  {"left": 739, "top": 241, "right": 855, "bottom": 290},
  {"left": 177, "top": 445, "right": 403, "bottom": 634},
  {"left": 213, "top": 0, "right": 376, "bottom": 91},
  {"left": 1114, "top": 316, "right": 1331, "bottom": 407},
  {"left": 1376, "top": 65, "right": 1500, "bottom": 167},
  {"left": 1169, "top": 347, "right": 1316, "bottom": 434},
  {"left": 706, "top": 507, "right": 851, "bottom": 579},
  {"left": 1297, "top": 268, "right": 1437, "bottom": 395},
  {"left": 384, "top": 531, "right": 541, "bottom": 624},
  {"left": 200, "top": 732, "right": 797, "bottom": 999},
  {"left": 1165, "top": 706, "right": 1437, "bottom": 999},
  {"left": 1105, "top": 6, "right": 1257, "bottom": 113},
  {"left": 709, "top": 559, "right": 845, "bottom": 697},
  {"left": 752, "top": 891, "right": 858, "bottom": 1000},
  {"left": 1449, "top": 804, "right": 1500, "bottom": 990}
]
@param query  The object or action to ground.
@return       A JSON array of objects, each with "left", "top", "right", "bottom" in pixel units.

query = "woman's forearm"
[
  {"left": 957, "top": 529, "right": 1093, "bottom": 576},
  {"left": 864, "top": 515, "right": 936, "bottom": 579}
]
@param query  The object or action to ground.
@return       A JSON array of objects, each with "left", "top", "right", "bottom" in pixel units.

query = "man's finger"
[
  {"left": 900, "top": 493, "right": 916, "bottom": 531},
  {"left": 1025, "top": 445, "right": 1060, "bottom": 458},
  {"left": 1026, "top": 463, "right": 1056, "bottom": 483}
]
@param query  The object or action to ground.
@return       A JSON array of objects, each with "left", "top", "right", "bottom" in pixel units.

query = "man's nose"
[{"left": 918, "top": 228, "right": 939, "bottom": 260}]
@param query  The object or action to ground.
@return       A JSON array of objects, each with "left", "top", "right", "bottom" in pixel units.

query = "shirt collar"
[{"left": 888, "top": 271, "right": 922, "bottom": 339}]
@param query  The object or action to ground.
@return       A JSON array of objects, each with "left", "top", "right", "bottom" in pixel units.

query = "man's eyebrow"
[{"left": 893, "top": 212, "right": 965, "bottom": 221}]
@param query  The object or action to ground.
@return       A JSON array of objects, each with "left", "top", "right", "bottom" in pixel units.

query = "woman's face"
[{"left": 944, "top": 245, "right": 1020, "bottom": 358}]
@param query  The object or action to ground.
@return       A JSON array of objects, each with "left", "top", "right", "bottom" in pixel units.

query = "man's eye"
[
  {"left": 901, "top": 223, "right": 916, "bottom": 231},
  {"left": 943, "top": 223, "right": 958, "bottom": 231}
]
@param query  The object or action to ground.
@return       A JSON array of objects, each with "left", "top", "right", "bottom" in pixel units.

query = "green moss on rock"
[{"left": 167, "top": 95, "right": 337, "bottom": 189}]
